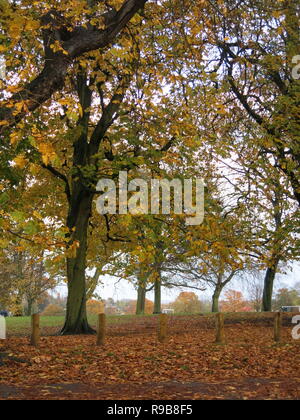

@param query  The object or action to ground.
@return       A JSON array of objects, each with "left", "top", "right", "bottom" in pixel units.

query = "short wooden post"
[
  {"left": 97, "top": 313, "right": 106, "bottom": 346},
  {"left": 30, "top": 314, "right": 40, "bottom": 347},
  {"left": 274, "top": 312, "right": 282, "bottom": 343},
  {"left": 158, "top": 314, "right": 168, "bottom": 343},
  {"left": 215, "top": 313, "right": 225, "bottom": 344}
]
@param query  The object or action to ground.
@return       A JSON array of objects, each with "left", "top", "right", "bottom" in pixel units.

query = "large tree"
[{"left": 0, "top": 0, "right": 151, "bottom": 334}]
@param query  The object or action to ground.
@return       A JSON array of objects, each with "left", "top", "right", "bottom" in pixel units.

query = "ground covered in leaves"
[{"left": 0, "top": 315, "right": 299, "bottom": 400}]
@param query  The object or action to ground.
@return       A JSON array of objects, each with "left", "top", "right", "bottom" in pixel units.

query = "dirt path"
[{"left": 0, "top": 378, "right": 299, "bottom": 400}]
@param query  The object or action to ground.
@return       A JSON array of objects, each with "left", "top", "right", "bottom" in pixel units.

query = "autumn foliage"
[
  {"left": 171, "top": 292, "right": 202, "bottom": 314},
  {"left": 0, "top": 0, "right": 300, "bottom": 401},
  {"left": 86, "top": 300, "right": 105, "bottom": 315},
  {"left": 42, "top": 304, "right": 65, "bottom": 317},
  {"left": 221, "top": 291, "right": 252, "bottom": 313}
]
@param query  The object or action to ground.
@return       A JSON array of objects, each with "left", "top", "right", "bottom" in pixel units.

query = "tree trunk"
[
  {"left": 262, "top": 259, "right": 279, "bottom": 312},
  {"left": 61, "top": 189, "right": 95, "bottom": 335},
  {"left": 153, "top": 278, "right": 162, "bottom": 314},
  {"left": 61, "top": 73, "right": 95, "bottom": 335},
  {"left": 26, "top": 299, "right": 33, "bottom": 317},
  {"left": 59, "top": 69, "right": 129, "bottom": 334},
  {"left": 212, "top": 287, "right": 222, "bottom": 313},
  {"left": 136, "top": 284, "right": 146, "bottom": 315}
]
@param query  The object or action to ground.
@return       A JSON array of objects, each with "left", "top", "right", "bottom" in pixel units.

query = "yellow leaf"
[
  {"left": 38, "top": 143, "right": 56, "bottom": 165},
  {"left": 13, "top": 155, "right": 28, "bottom": 168},
  {"left": 10, "top": 131, "right": 21, "bottom": 145},
  {"left": 33, "top": 211, "right": 43, "bottom": 220}
]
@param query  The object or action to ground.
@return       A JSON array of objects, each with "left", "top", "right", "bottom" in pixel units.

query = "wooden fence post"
[
  {"left": 158, "top": 314, "right": 168, "bottom": 343},
  {"left": 30, "top": 314, "right": 40, "bottom": 347},
  {"left": 97, "top": 313, "right": 106, "bottom": 346},
  {"left": 215, "top": 313, "right": 225, "bottom": 344},
  {"left": 274, "top": 312, "right": 282, "bottom": 343}
]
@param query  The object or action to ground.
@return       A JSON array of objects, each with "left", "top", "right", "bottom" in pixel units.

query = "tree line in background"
[
  {"left": 2, "top": 283, "right": 300, "bottom": 318},
  {"left": 0, "top": 0, "right": 299, "bottom": 333}
]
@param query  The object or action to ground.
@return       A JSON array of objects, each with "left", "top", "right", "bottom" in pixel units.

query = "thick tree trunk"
[
  {"left": 60, "top": 67, "right": 129, "bottom": 334},
  {"left": 212, "top": 287, "right": 222, "bottom": 313},
  {"left": 61, "top": 190, "right": 95, "bottom": 335},
  {"left": 136, "top": 284, "right": 146, "bottom": 315},
  {"left": 262, "top": 259, "right": 279, "bottom": 312},
  {"left": 153, "top": 278, "right": 162, "bottom": 314}
]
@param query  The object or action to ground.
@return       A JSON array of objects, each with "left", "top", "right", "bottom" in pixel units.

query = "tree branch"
[
  {"left": 0, "top": 0, "right": 148, "bottom": 134},
  {"left": 41, "top": 163, "right": 71, "bottom": 203}
]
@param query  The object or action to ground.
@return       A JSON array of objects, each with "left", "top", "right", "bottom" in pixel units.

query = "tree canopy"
[{"left": 0, "top": 0, "right": 299, "bottom": 331}]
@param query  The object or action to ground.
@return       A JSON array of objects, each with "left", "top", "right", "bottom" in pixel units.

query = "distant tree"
[
  {"left": 42, "top": 304, "right": 65, "bottom": 317},
  {"left": 144, "top": 299, "right": 154, "bottom": 315},
  {"left": 43, "top": 293, "right": 67, "bottom": 311},
  {"left": 86, "top": 299, "right": 104, "bottom": 315},
  {"left": 246, "top": 273, "right": 264, "bottom": 312},
  {"left": 221, "top": 290, "right": 251, "bottom": 313},
  {"left": 273, "top": 288, "right": 300, "bottom": 311},
  {"left": 0, "top": 250, "right": 59, "bottom": 315},
  {"left": 171, "top": 292, "right": 201, "bottom": 314}
]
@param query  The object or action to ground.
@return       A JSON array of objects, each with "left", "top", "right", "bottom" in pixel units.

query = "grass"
[
  {"left": 6, "top": 316, "right": 63, "bottom": 335},
  {"left": 5, "top": 314, "right": 153, "bottom": 335},
  {"left": 5, "top": 312, "right": 294, "bottom": 336}
]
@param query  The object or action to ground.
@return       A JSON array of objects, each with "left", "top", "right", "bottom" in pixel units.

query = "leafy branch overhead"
[{"left": 0, "top": 0, "right": 148, "bottom": 132}]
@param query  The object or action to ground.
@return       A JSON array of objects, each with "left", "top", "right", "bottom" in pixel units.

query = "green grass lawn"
[
  {"left": 6, "top": 316, "right": 63, "bottom": 335},
  {"left": 5, "top": 314, "right": 154, "bottom": 335},
  {"left": 4, "top": 312, "right": 293, "bottom": 336}
]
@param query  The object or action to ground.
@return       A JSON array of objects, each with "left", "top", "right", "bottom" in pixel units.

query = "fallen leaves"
[
  {"left": 0, "top": 316, "right": 299, "bottom": 399},
  {"left": 0, "top": 334, "right": 298, "bottom": 377}
]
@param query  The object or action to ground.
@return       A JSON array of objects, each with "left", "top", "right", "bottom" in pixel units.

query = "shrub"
[{"left": 42, "top": 304, "right": 65, "bottom": 316}]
